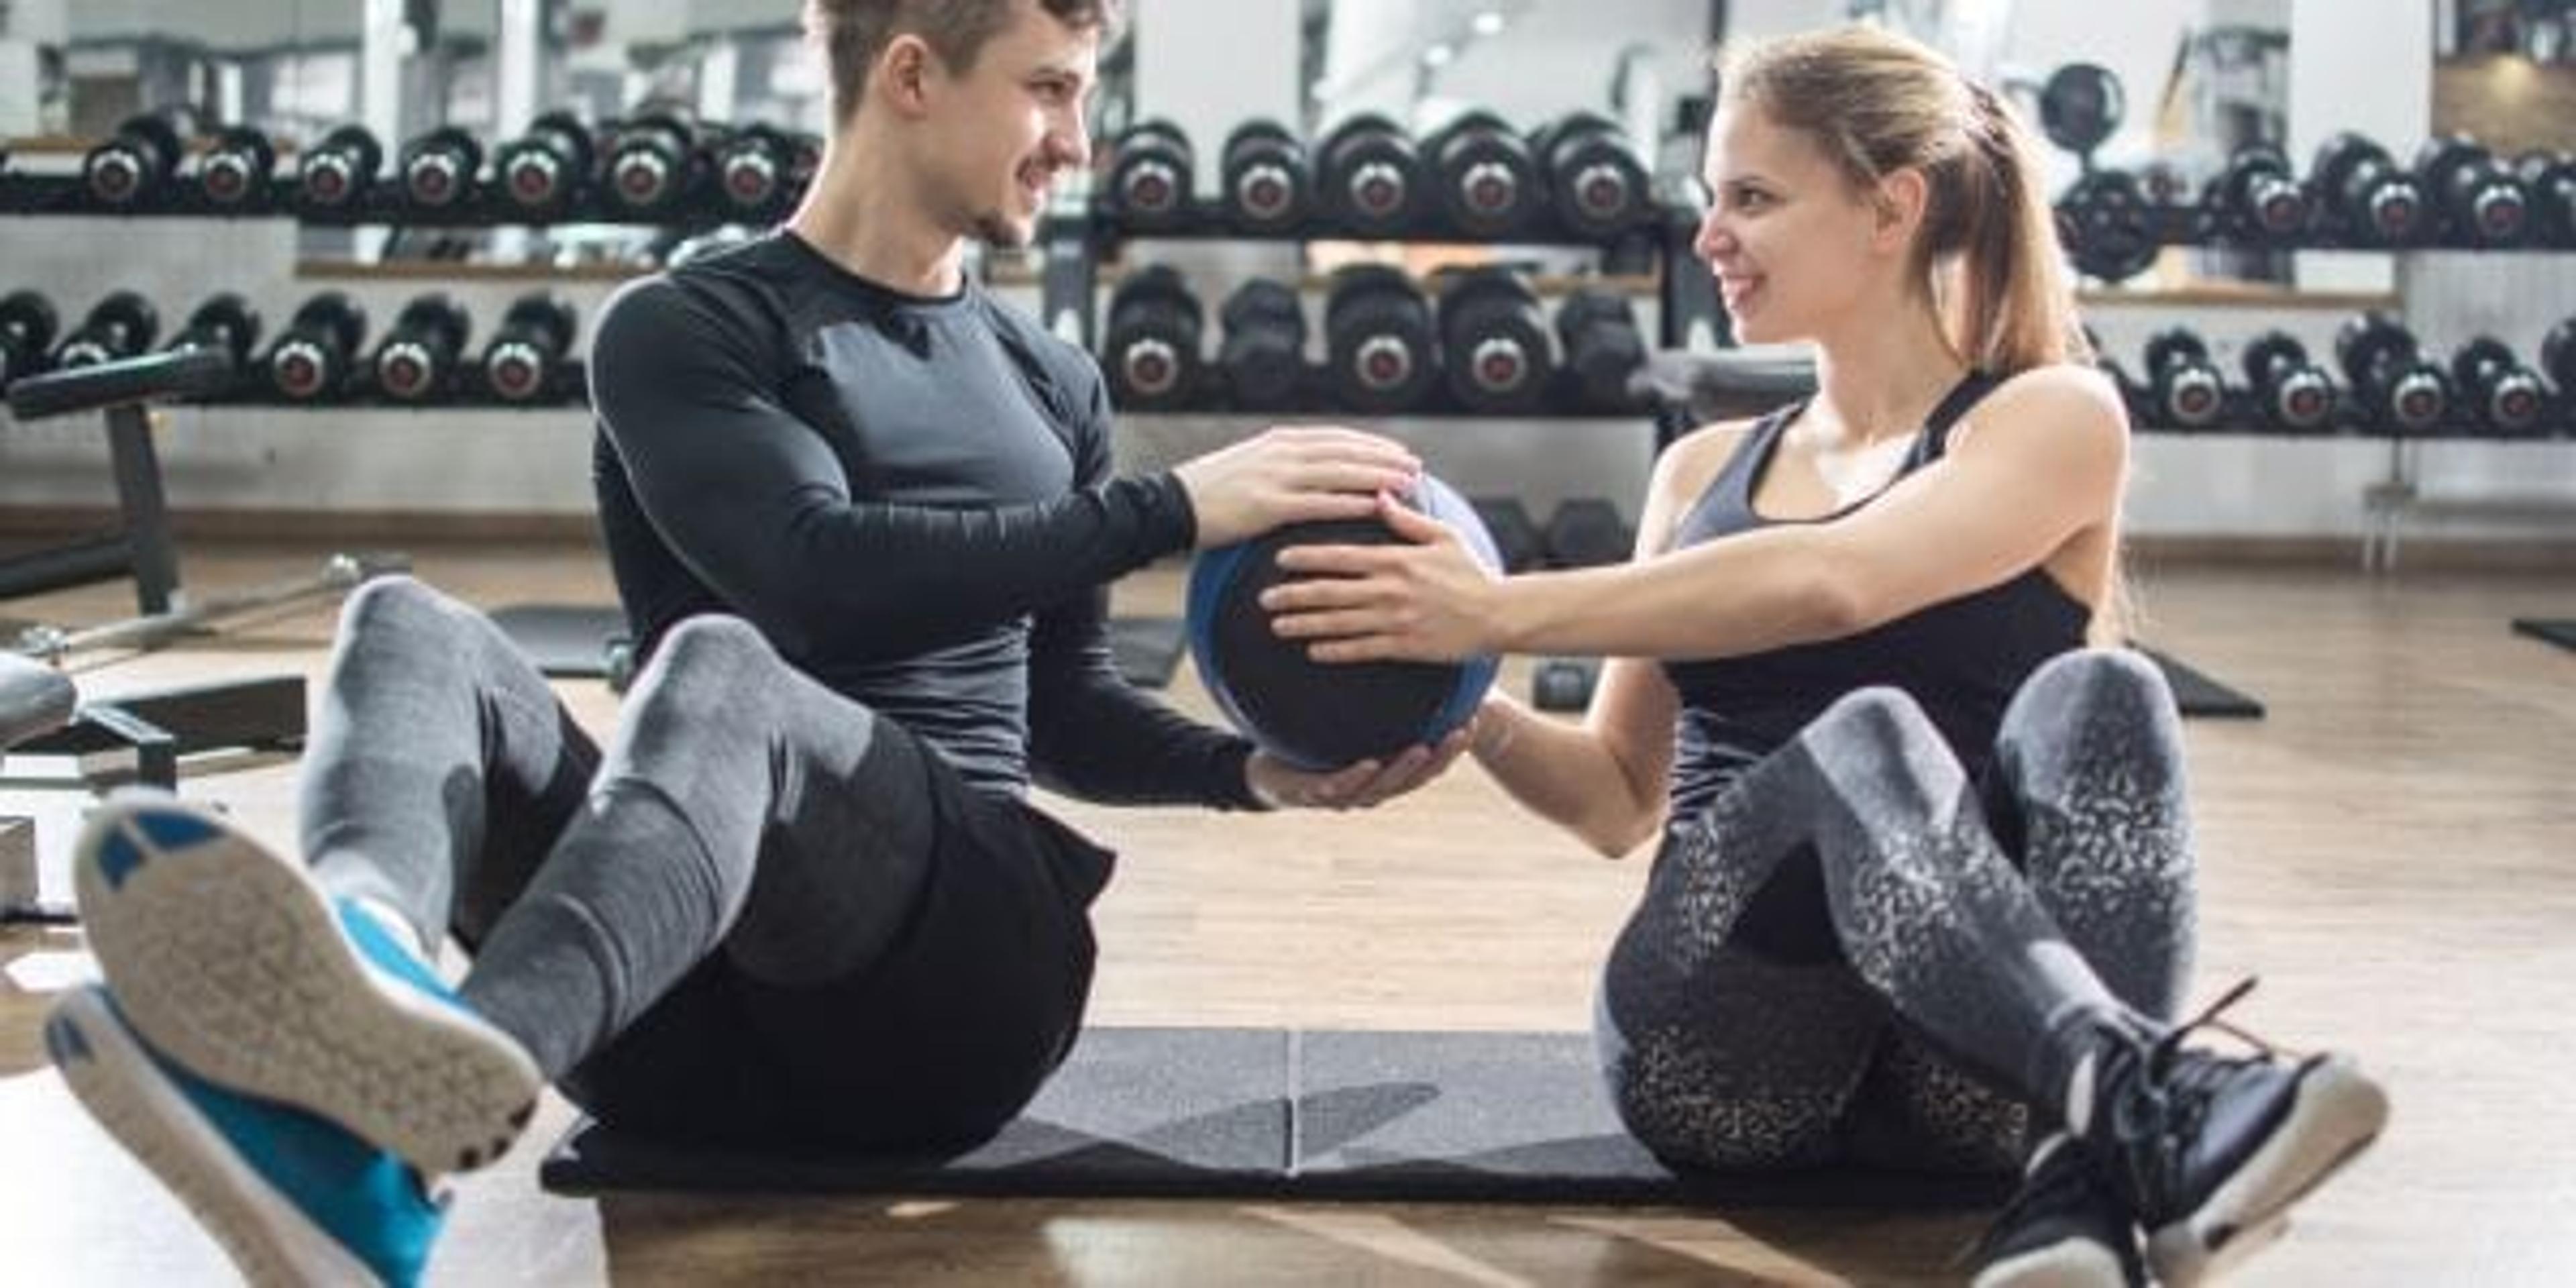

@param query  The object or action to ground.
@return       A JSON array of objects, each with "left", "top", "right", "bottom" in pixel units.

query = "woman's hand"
[
  {"left": 1261, "top": 492, "right": 1505, "bottom": 663},
  {"left": 1243, "top": 718, "right": 1477, "bottom": 810}
]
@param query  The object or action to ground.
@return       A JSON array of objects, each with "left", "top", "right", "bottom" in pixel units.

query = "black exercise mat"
[
  {"left": 1109, "top": 615, "right": 1187, "bottom": 689},
  {"left": 2141, "top": 647, "right": 2264, "bottom": 720},
  {"left": 490, "top": 603, "right": 626, "bottom": 679},
  {"left": 2512, "top": 619, "right": 2576, "bottom": 654},
  {"left": 544, "top": 1028, "right": 2008, "bottom": 1208}
]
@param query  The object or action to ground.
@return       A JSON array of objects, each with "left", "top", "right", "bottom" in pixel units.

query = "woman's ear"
[{"left": 1872, "top": 166, "right": 1930, "bottom": 252}]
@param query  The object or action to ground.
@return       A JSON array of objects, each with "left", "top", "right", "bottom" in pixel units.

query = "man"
[{"left": 46, "top": 3, "right": 1454, "bottom": 1283}]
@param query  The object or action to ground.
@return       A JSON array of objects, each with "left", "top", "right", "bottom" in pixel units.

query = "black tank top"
[{"left": 1660, "top": 372, "right": 2092, "bottom": 822}]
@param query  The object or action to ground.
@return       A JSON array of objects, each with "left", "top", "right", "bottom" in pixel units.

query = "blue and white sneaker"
[
  {"left": 72, "top": 791, "right": 541, "bottom": 1176},
  {"left": 48, "top": 985, "right": 446, "bottom": 1287}
]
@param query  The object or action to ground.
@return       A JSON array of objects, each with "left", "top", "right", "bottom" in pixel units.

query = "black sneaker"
[
  {"left": 1969, "top": 1132, "right": 2146, "bottom": 1287},
  {"left": 2073, "top": 979, "right": 2389, "bottom": 1287}
]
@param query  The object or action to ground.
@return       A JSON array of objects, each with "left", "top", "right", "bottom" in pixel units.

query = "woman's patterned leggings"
[{"left": 1596, "top": 648, "right": 2197, "bottom": 1173}]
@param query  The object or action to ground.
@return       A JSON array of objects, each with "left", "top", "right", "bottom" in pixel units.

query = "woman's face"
[{"left": 1690, "top": 103, "right": 1893, "bottom": 345}]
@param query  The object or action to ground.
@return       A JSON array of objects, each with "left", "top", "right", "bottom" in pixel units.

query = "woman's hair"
[{"left": 1715, "top": 25, "right": 2091, "bottom": 376}]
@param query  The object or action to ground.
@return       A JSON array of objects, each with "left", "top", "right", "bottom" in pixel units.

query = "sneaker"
[
  {"left": 2072, "top": 979, "right": 2390, "bottom": 1287},
  {"left": 1968, "top": 1132, "right": 2146, "bottom": 1288},
  {"left": 72, "top": 790, "right": 541, "bottom": 1176},
  {"left": 48, "top": 984, "right": 447, "bottom": 1287}
]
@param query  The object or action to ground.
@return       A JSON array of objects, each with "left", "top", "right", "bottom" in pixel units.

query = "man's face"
[{"left": 913, "top": 2, "right": 1099, "bottom": 248}]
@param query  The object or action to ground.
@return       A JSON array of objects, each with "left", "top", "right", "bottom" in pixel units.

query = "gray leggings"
[
  {"left": 1597, "top": 649, "right": 2196, "bottom": 1173},
  {"left": 300, "top": 578, "right": 1103, "bottom": 1146}
]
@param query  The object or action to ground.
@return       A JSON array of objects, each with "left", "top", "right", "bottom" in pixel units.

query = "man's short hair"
[{"left": 803, "top": 0, "right": 1122, "bottom": 127}]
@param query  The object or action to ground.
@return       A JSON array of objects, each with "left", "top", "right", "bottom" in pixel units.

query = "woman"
[{"left": 1266, "top": 26, "right": 2384, "bottom": 1288}]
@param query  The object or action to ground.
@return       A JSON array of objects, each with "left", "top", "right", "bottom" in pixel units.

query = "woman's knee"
[
  {"left": 1803, "top": 686, "right": 1962, "bottom": 806},
  {"left": 2011, "top": 647, "right": 2176, "bottom": 734}
]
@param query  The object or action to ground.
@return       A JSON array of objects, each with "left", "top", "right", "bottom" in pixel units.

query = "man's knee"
[{"left": 626, "top": 616, "right": 784, "bottom": 730}]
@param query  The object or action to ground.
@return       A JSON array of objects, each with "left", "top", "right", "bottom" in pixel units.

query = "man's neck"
[{"left": 784, "top": 136, "right": 968, "bottom": 297}]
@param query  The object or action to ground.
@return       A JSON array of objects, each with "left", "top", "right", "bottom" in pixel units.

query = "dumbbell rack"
[{"left": 0, "top": 161, "right": 800, "bottom": 231}]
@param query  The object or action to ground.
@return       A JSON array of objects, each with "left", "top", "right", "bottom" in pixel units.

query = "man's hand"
[
  {"left": 1242, "top": 718, "right": 1476, "bottom": 811},
  {"left": 1172, "top": 426, "right": 1420, "bottom": 550}
]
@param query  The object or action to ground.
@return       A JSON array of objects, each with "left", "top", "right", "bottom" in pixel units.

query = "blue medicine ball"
[{"left": 1186, "top": 474, "right": 1503, "bottom": 770}]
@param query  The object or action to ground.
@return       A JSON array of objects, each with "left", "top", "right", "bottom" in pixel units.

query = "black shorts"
[{"left": 560, "top": 719, "right": 1116, "bottom": 1150}]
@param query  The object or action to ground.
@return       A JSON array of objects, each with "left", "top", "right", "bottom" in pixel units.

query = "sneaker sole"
[
  {"left": 50, "top": 987, "right": 388, "bottom": 1288},
  {"left": 73, "top": 796, "right": 540, "bottom": 1175},
  {"left": 2146, "top": 1053, "right": 2388, "bottom": 1287},
  {"left": 1970, "top": 1238, "right": 2137, "bottom": 1288}
]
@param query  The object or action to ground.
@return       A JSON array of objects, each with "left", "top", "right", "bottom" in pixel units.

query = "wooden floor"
[{"left": 2, "top": 541, "right": 2571, "bottom": 1286}]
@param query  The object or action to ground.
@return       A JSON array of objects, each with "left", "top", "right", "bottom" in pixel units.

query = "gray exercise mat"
[{"left": 543, "top": 1028, "right": 2009, "bottom": 1208}]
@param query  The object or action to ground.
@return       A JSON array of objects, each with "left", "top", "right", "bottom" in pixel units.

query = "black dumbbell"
[
  {"left": 83, "top": 113, "right": 185, "bottom": 208},
  {"left": 1434, "top": 267, "right": 1556, "bottom": 415},
  {"left": 1317, "top": 113, "right": 1421, "bottom": 236},
  {"left": 2239, "top": 331, "right": 2338, "bottom": 433},
  {"left": 2057, "top": 169, "right": 2161, "bottom": 283},
  {"left": 1531, "top": 656, "right": 1600, "bottom": 712},
  {"left": 1102, "top": 266, "right": 1203, "bottom": 412},
  {"left": 2038, "top": 63, "right": 2125, "bottom": 158},
  {"left": 164, "top": 294, "right": 263, "bottom": 372},
  {"left": 2517, "top": 151, "right": 2576, "bottom": 249},
  {"left": 299, "top": 124, "right": 384, "bottom": 212},
  {"left": 1217, "top": 278, "right": 1306, "bottom": 409},
  {"left": 1106, "top": 119, "right": 1194, "bottom": 229},
  {"left": 2207, "top": 143, "right": 2310, "bottom": 245},
  {"left": 264, "top": 293, "right": 368, "bottom": 400},
  {"left": 481, "top": 292, "right": 578, "bottom": 403},
  {"left": 1323, "top": 264, "right": 1437, "bottom": 413},
  {"left": 2449, "top": 337, "right": 2548, "bottom": 435},
  {"left": 2334, "top": 312, "right": 2449, "bottom": 433},
  {"left": 372, "top": 293, "right": 472, "bottom": 403},
  {"left": 1545, "top": 498, "right": 1632, "bottom": 568},
  {"left": 2415, "top": 136, "right": 2529, "bottom": 248},
  {"left": 0, "top": 290, "right": 60, "bottom": 388},
  {"left": 710, "top": 123, "right": 797, "bottom": 217},
  {"left": 197, "top": 126, "right": 278, "bottom": 209},
  {"left": 1531, "top": 111, "right": 1650, "bottom": 237},
  {"left": 1556, "top": 287, "right": 1646, "bottom": 413},
  {"left": 1423, "top": 109, "right": 1538, "bottom": 237},
  {"left": 1219, "top": 120, "right": 1308, "bottom": 233},
  {"left": 2546, "top": 318, "right": 2576, "bottom": 396},
  {"left": 2310, "top": 133, "right": 2428, "bottom": 247},
  {"left": 2141, "top": 328, "right": 2227, "bottom": 429},
  {"left": 54, "top": 292, "right": 160, "bottom": 369},
  {"left": 1470, "top": 496, "right": 1544, "bottom": 572},
  {"left": 602, "top": 113, "right": 701, "bottom": 216},
  {"left": 494, "top": 111, "right": 596, "bottom": 215},
  {"left": 396, "top": 125, "right": 481, "bottom": 213}
]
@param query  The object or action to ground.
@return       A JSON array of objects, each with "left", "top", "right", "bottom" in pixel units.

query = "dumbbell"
[
  {"left": 1423, "top": 109, "right": 1539, "bottom": 237},
  {"left": 1102, "top": 266, "right": 1203, "bottom": 412},
  {"left": 1434, "top": 267, "right": 1556, "bottom": 415},
  {"left": 480, "top": 292, "right": 578, "bottom": 403},
  {"left": 264, "top": 293, "right": 368, "bottom": 401},
  {"left": 1216, "top": 278, "right": 1306, "bottom": 409},
  {"left": 1556, "top": 287, "right": 1646, "bottom": 413},
  {"left": 1106, "top": 119, "right": 1194, "bottom": 229},
  {"left": 163, "top": 294, "right": 263, "bottom": 372},
  {"left": 2449, "top": 337, "right": 2547, "bottom": 435},
  {"left": 1470, "top": 496, "right": 1544, "bottom": 572},
  {"left": 2141, "top": 328, "right": 2227, "bottom": 429},
  {"left": 2239, "top": 332, "right": 2338, "bottom": 433},
  {"left": 2415, "top": 136, "right": 2529, "bottom": 248},
  {"left": 1317, "top": 113, "right": 1421, "bottom": 236},
  {"left": 1, "top": 290, "right": 60, "bottom": 388},
  {"left": 2546, "top": 318, "right": 2576, "bottom": 397},
  {"left": 2518, "top": 152, "right": 2576, "bottom": 248},
  {"left": 195, "top": 126, "right": 278, "bottom": 209},
  {"left": 2039, "top": 63, "right": 2124, "bottom": 158},
  {"left": 2057, "top": 169, "right": 2161, "bottom": 283},
  {"left": 494, "top": 111, "right": 596, "bottom": 215},
  {"left": 1530, "top": 111, "right": 1650, "bottom": 237},
  {"left": 1545, "top": 498, "right": 1632, "bottom": 568},
  {"left": 299, "top": 124, "right": 384, "bottom": 212},
  {"left": 1323, "top": 264, "right": 1437, "bottom": 413},
  {"left": 1219, "top": 120, "right": 1309, "bottom": 233},
  {"left": 2207, "top": 143, "right": 2310, "bottom": 245},
  {"left": 602, "top": 113, "right": 701, "bottom": 217},
  {"left": 2310, "top": 133, "right": 2428, "bottom": 247},
  {"left": 711, "top": 122, "right": 798, "bottom": 217},
  {"left": 396, "top": 125, "right": 483, "bottom": 214},
  {"left": 53, "top": 292, "right": 160, "bottom": 369},
  {"left": 2334, "top": 312, "right": 2449, "bottom": 433},
  {"left": 372, "top": 294, "right": 472, "bottom": 403},
  {"left": 1531, "top": 656, "right": 1600, "bottom": 712},
  {"left": 83, "top": 113, "right": 185, "bottom": 208}
]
